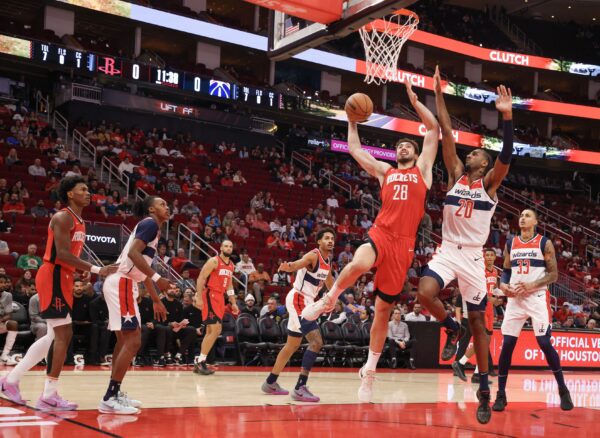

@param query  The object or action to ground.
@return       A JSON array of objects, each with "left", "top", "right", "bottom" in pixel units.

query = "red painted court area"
[{"left": 2, "top": 393, "right": 599, "bottom": 438}]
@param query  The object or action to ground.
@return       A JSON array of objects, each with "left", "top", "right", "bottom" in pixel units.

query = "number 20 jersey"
[{"left": 442, "top": 175, "right": 497, "bottom": 247}]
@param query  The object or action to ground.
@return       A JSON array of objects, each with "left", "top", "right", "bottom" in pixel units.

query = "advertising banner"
[
  {"left": 439, "top": 328, "right": 600, "bottom": 368},
  {"left": 85, "top": 224, "right": 122, "bottom": 257}
]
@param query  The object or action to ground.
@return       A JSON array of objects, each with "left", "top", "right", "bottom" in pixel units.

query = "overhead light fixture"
[
  {"left": 551, "top": 15, "right": 555, "bottom": 18},
  {"left": 568, "top": 5, "right": 572, "bottom": 8}
]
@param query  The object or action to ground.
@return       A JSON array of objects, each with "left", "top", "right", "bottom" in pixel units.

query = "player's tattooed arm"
[
  {"left": 433, "top": 66, "right": 463, "bottom": 187},
  {"left": 514, "top": 240, "right": 558, "bottom": 295},
  {"left": 347, "top": 121, "right": 391, "bottom": 185}
]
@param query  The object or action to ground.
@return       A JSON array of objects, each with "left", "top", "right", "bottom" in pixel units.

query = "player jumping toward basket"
[
  {"left": 493, "top": 209, "right": 573, "bottom": 412},
  {"left": 302, "top": 80, "right": 439, "bottom": 403},
  {"left": 417, "top": 67, "right": 514, "bottom": 424},
  {"left": 261, "top": 228, "right": 335, "bottom": 402}
]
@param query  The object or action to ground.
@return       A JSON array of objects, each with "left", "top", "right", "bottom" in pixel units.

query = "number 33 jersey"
[
  {"left": 442, "top": 175, "right": 497, "bottom": 247},
  {"left": 508, "top": 234, "right": 548, "bottom": 292}
]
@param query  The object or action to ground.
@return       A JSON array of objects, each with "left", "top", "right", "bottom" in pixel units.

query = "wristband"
[
  {"left": 90, "top": 265, "right": 101, "bottom": 274},
  {"left": 151, "top": 273, "right": 161, "bottom": 282}
]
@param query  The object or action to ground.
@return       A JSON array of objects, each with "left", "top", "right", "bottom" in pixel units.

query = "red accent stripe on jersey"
[
  {"left": 293, "top": 291, "right": 305, "bottom": 314},
  {"left": 119, "top": 277, "right": 133, "bottom": 317},
  {"left": 546, "top": 290, "right": 552, "bottom": 324}
]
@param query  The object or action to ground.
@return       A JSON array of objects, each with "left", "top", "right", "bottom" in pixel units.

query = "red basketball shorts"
[
  {"left": 367, "top": 226, "right": 415, "bottom": 303},
  {"left": 37, "top": 263, "right": 74, "bottom": 319}
]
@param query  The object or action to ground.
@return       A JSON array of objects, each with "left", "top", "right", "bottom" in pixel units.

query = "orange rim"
[{"left": 362, "top": 8, "right": 419, "bottom": 32}]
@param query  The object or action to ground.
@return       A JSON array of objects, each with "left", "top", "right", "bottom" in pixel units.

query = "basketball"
[{"left": 345, "top": 93, "right": 373, "bottom": 122}]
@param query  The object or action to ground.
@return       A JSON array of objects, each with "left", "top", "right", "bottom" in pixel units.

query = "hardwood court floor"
[{"left": 1, "top": 366, "right": 599, "bottom": 437}]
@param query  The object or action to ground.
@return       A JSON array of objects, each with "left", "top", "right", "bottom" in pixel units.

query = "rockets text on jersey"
[
  {"left": 43, "top": 207, "right": 86, "bottom": 272},
  {"left": 206, "top": 256, "right": 234, "bottom": 294},
  {"left": 373, "top": 166, "right": 427, "bottom": 238}
]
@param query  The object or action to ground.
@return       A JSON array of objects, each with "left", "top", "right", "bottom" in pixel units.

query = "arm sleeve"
[
  {"left": 134, "top": 218, "right": 159, "bottom": 244},
  {"left": 498, "top": 120, "right": 514, "bottom": 164}
]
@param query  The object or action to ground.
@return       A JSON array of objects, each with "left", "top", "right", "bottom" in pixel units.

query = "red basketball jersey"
[
  {"left": 205, "top": 256, "right": 234, "bottom": 294},
  {"left": 373, "top": 166, "right": 428, "bottom": 238},
  {"left": 43, "top": 207, "right": 86, "bottom": 272}
]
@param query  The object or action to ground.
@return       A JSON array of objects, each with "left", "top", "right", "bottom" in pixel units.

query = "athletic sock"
[
  {"left": 479, "top": 372, "right": 489, "bottom": 392},
  {"left": 459, "top": 356, "right": 468, "bottom": 366},
  {"left": 43, "top": 377, "right": 59, "bottom": 398},
  {"left": 2, "top": 331, "right": 17, "bottom": 357},
  {"left": 328, "top": 284, "right": 341, "bottom": 301},
  {"left": 474, "top": 365, "right": 479, "bottom": 374},
  {"left": 442, "top": 315, "right": 459, "bottom": 332},
  {"left": 536, "top": 335, "right": 568, "bottom": 391},
  {"left": 7, "top": 331, "right": 55, "bottom": 384},
  {"left": 553, "top": 369, "right": 567, "bottom": 391},
  {"left": 498, "top": 335, "right": 517, "bottom": 392},
  {"left": 103, "top": 379, "right": 121, "bottom": 402},
  {"left": 266, "top": 373, "right": 278, "bottom": 385},
  {"left": 364, "top": 350, "right": 381, "bottom": 372},
  {"left": 295, "top": 374, "right": 308, "bottom": 390},
  {"left": 198, "top": 353, "right": 207, "bottom": 363}
]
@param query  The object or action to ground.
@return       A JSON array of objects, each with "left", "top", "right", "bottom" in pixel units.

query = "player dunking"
[
  {"left": 302, "top": 80, "right": 439, "bottom": 402},
  {"left": 261, "top": 228, "right": 335, "bottom": 402},
  {"left": 452, "top": 248, "right": 500, "bottom": 382},
  {"left": 418, "top": 67, "right": 514, "bottom": 424},
  {"left": 99, "top": 195, "right": 170, "bottom": 415},
  {"left": 194, "top": 240, "right": 237, "bottom": 375},
  {"left": 493, "top": 209, "right": 573, "bottom": 412},
  {"left": 1, "top": 176, "right": 116, "bottom": 410}
]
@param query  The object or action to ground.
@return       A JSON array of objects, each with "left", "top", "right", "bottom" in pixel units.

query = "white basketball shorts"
[
  {"left": 501, "top": 290, "right": 552, "bottom": 337},
  {"left": 285, "top": 289, "right": 318, "bottom": 337},
  {"left": 103, "top": 273, "right": 141, "bottom": 332}
]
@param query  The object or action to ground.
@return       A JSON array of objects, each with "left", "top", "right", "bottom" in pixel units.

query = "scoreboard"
[{"left": 28, "top": 40, "right": 283, "bottom": 109}]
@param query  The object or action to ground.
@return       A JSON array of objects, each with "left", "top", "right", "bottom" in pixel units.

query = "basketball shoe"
[
  {"left": 99, "top": 395, "right": 140, "bottom": 415},
  {"left": 291, "top": 386, "right": 320, "bottom": 402},
  {"left": 0, "top": 377, "right": 23, "bottom": 404},
  {"left": 36, "top": 393, "right": 78, "bottom": 411},
  {"left": 301, "top": 293, "right": 334, "bottom": 321},
  {"left": 261, "top": 381, "right": 289, "bottom": 395},
  {"left": 357, "top": 365, "right": 376, "bottom": 403}
]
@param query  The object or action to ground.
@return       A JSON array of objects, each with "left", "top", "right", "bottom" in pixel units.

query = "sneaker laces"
[
  {"left": 362, "top": 370, "right": 376, "bottom": 384},
  {"left": 117, "top": 391, "right": 132, "bottom": 407}
]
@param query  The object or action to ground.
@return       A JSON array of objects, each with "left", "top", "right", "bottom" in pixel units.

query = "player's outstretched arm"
[
  {"left": 406, "top": 79, "right": 439, "bottom": 189},
  {"left": 433, "top": 66, "right": 463, "bottom": 187},
  {"left": 514, "top": 240, "right": 558, "bottom": 296},
  {"left": 484, "top": 85, "right": 513, "bottom": 196},
  {"left": 347, "top": 121, "right": 391, "bottom": 185},
  {"left": 278, "top": 251, "right": 317, "bottom": 273}
]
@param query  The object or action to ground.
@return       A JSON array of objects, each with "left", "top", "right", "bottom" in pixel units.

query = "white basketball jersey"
[
  {"left": 508, "top": 234, "right": 548, "bottom": 293},
  {"left": 292, "top": 249, "right": 331, "bottom": 301},
  {"left": 116, "top": 217, "right": 160, "bottom": 282},
  {"left": 442, "top": 175, "right": 497, "bottom": 247}
]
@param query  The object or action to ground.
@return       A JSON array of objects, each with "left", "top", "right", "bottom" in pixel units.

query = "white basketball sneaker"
[
  {"left": 301, "top": 293, "right": 334, "bottom": 321},
  {"left": 99, "top": 395, "right": 140, "bottom": 415},
  {"left": 358, "top": 365, "right": 376, "bottom": 403},
  {"left": 118, "top": 391, "right": 142, "bottom": 409}
]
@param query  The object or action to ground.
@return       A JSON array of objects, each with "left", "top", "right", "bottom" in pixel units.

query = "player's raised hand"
[
  {"left": 404, "top": 79, "right": 418, "bottom": 106},
  {"left": 433, "top": 65, "right": 443, "bottom": 95},
  {"left": 153, "top": 300, "right": 167, "bottom": 322},
  {"left": 495, "top": 85, "right": 513, "bottom": 116}
]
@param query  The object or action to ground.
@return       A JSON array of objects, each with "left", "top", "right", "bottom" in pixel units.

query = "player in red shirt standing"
[
  {"left": 194, "top": 240, "right": 238, "bottom": 375},
  {"left": 1, "top": 176, "right": 116, "bottom": 409},
  {"left": 302, "top": 80, "right": 439, "bottom": 402}
]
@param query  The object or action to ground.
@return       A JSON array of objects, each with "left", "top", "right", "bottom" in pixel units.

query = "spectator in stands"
[
  {"left": 280, "top": 232, "right": 294, "bottom": 251},
  {"left": 181, "top": 201, "right": 201, "bottom": 218},
  {"left": 252, "top": 213, "right": 271, "bottom": 233},
  {"left": 170, "top": 248, "right": 199, "bottom": 272},
  {"left": 272, "top": 266, "right": 292, "bottom": 286},
  {"left": 250, "top": 192, "right": 265, "bottom": 210},
  {"left": 49, "top": 200, "right": 62, "bottom": 216},
  {"left": 205, "top": 208, "right": 221, "bottom": 227},
  {"left": 408, "top": 260, "right": 421, "bottom": 279},
  {"left": 3, "top": 194, "right": 25, "bottom": 215},
  {"left": 327, "top": 301, "right": 347, "bottom": 325},
  {"left": 136, "top": 288, "right": 157, "bottom": 367},
  {"left": 14, "top": 270, "right": 35, "bottom": 299},
  {"left": 0, "top": 238, "right": 10, "bottom": 256},
  {"left": 17, "top": 244, "right": 42, "bottom": 270},
  {"left": 30, "top": 200, "right": 49, "bottom": 218},
  {"left": 241, "top": 294, "right": 260, "bottom": 319},
  {"left": 155, "top": 141, "right": 169, "bottom": 156},
  {"left": 161, "top": 288, "right": 197, "bottom": 365},
  {"left": 388, "top": 309, "right": 416, "bottom": 369},
  {"left": 405, "top": 304, "right": 427, "bottom": 322},
  {"left": 326, "top": 194, "right": 339, "bottom": 209},
  {"left": 28, "top": 292, "right": 47, "bottom": 342},
  {"left": 89, "top": 292, "right": 111, "bottom": 365},
  {"left": 5, "top": 148, "right": 21, "bottom": 166},
  {"left": 248, "top": 263, "right": 271, "bottom": 304},
  {"left": 166, "top": 176, "right": 182, "bottom": 194},
  {"left": 0, "top": 274, "right": 18, "bottom": 364},
  {"left": 233, "top": 170, "right": 247, "bottom": 185},
  {"left": 554, "top": 302, "right": 574, "bottom": 324},
  {"left": 71, "top": 279, "right": 98, "bottom": 364},
  {"left": 266, "top": 231, "right": 283, "bottom": 249},
  {"left": 260, "top": 296, "right": 286, "bottom": 321},
  {"left": 233, "top": 219, "right": 250, "bottom": 239},
  {"left": 28, "top": 158, "right": 47, "bottom": 177},
  {"left": 10, "top": 181, "right": 29, "bottom": 201},
  {"left": 424, "top": 242, "right": 435, "bottom": 256},
  {"left": 176, "top": 269, "right": 196, "bottom": 291},
  {"left": 337, "top": 244, "right": 354, "bottom": 265},
  {"left": 359, "top": 214, "right": 372, "bottom": 230},
  {"left": 562, "top": 316, "right": 575, "bottom": 328},
  {"left": 235, "top": 253, "right": 256, "bottom": 283},
  {"left": 202, "top": 175, "right": 214, "bottom": 191},
  {"left": 587, "top": 319, "right": 598, "bottom": 330}
]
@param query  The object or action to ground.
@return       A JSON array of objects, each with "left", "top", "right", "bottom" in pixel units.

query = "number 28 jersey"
[
  {"left": 442, "top": 175, "right": 497, "bottom": 247},
  {"left": 373, "top": 166, "right": 427, "bottom": 238}
]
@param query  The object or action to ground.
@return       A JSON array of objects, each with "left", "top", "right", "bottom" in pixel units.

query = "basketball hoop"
[{"left": 359, "top": 9, "right": 419, "bottom": 85}]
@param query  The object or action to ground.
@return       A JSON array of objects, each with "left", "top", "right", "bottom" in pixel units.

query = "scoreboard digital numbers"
[
  {"left": 27, "top": 39, "right": 283, "bottom": 109},
  {"left": 32, "top": 42, "right": 95, "bottom": 72}
]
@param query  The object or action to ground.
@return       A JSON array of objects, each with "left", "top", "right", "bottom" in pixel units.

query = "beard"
[
  {"left": 222, "top": 250, "right": 233, "bottom": 258},
  {"left": 397, "top": 156, "right": 414, "bottom": 165}
]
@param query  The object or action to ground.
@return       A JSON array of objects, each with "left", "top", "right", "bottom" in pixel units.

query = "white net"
[{"left": 359, "top": 10, "right": 419, "bottom": 85}]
